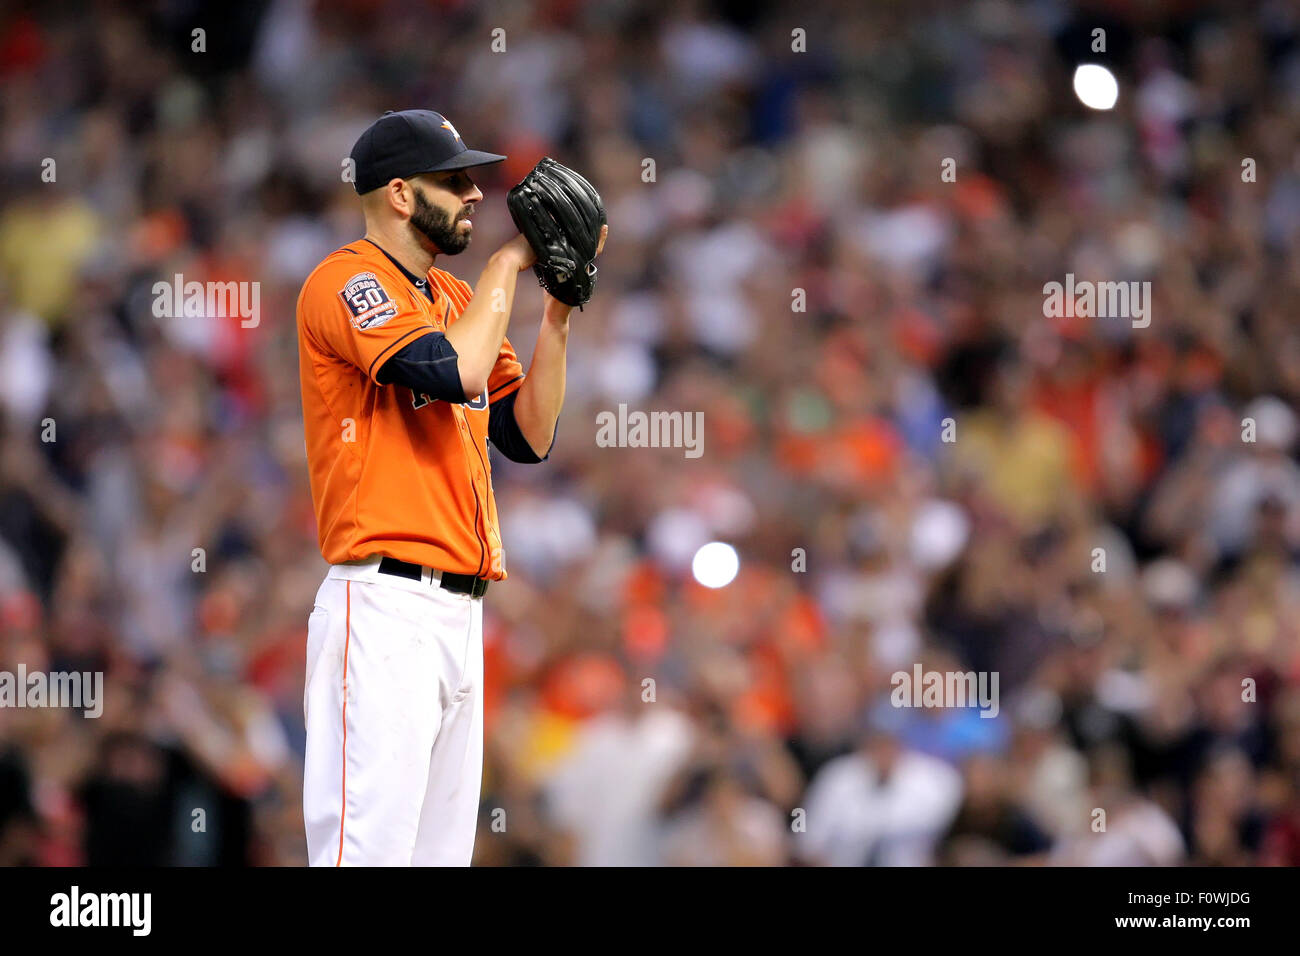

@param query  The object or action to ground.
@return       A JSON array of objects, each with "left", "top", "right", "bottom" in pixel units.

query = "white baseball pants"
[{"left": 303, "top": 557, "right": 484, "bottom": 866}]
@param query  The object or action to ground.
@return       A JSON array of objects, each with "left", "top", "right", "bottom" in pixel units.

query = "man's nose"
[{"left": 464, "top": 184, "right": 484, "bottom": 204}]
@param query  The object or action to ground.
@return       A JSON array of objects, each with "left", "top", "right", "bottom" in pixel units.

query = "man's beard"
[{"left": 410, "top": 187, "right": 471, "bottom": 255}]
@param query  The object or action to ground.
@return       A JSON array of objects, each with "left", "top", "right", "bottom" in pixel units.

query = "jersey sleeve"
[
  {"left": 303, "top": 263, "right": 433, "bottom": 382},
  {"left": 488, "top": 335, "right": 526, "bottom": 404}
]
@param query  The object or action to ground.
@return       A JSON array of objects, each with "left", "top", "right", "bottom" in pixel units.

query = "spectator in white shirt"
[{"left": 799, "top": 703, "right": 963, "bottom": 866}]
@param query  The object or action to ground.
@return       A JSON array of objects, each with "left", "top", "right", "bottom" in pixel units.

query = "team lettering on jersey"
[{"left": 412, "top": 386, "right": 487, "bottom": 410}]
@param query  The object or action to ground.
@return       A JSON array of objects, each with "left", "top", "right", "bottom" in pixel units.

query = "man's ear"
[{"left": 386, "top": 178, "right": 413, "bottom": 217}]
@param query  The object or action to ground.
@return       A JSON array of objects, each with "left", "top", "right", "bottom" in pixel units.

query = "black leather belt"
[{"left": 378, "top": 557, "right": 490, "bottom": 598}]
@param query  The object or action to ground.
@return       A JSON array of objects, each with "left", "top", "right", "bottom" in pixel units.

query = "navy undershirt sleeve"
[
  {"left": 380, "top": 331, "right": 550, "bottom": 463},
  {"left": 376, "top": 331, "right": 464, "bottom": 403},
  {"left": 489, "top": 390, "right": 549, "bottom": 464}
]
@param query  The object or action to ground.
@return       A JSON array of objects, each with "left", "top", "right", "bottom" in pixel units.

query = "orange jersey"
[{"left": 296, "top": 239, "right": 525, "bottom": 579}]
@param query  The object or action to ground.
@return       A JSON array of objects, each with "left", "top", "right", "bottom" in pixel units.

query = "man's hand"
[{"left": 494, "top": 234, "right": 537, "bottom": 272}]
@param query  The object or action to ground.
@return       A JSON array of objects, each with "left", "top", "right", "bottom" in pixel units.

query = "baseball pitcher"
[{"left": 296, "top": 109, "right": 606, "bottom": 866}]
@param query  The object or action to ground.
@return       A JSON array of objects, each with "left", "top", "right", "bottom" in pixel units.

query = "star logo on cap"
[{"left": 441, "top": 119, "right": 461, "bottom": 141}]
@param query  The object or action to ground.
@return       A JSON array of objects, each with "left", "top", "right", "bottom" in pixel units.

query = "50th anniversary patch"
[{"left": 339, "top": 272, "right": 397, "bottom": 330}]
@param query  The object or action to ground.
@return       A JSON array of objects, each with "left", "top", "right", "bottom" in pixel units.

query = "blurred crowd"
[{"left": 2, "top": 0, "right": 1300, "bottom": 866}]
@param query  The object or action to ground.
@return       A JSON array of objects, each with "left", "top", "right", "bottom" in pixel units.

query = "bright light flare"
[
  {"left": 691, "top": 541, "right": 739, "bottom": 589},
  {"left": 1073, "top": 64, "right": 1119, "bottom": 110}
]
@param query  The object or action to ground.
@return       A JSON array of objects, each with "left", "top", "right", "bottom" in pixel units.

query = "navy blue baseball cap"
[{"left": 350, "top": 110, "right": 506, "bottom": 194}]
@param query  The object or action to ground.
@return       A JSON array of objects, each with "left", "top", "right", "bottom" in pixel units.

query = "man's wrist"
[
  {"left": 488, "top": 248, "right": 527, "bottom": 273},
  {"left": 543, "top": 299, "right": 573, "bottom": 329}
]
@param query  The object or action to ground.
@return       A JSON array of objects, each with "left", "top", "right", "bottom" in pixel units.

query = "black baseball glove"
[{"left": 506, "top": 157, "right": 606, "bottom": 309}]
